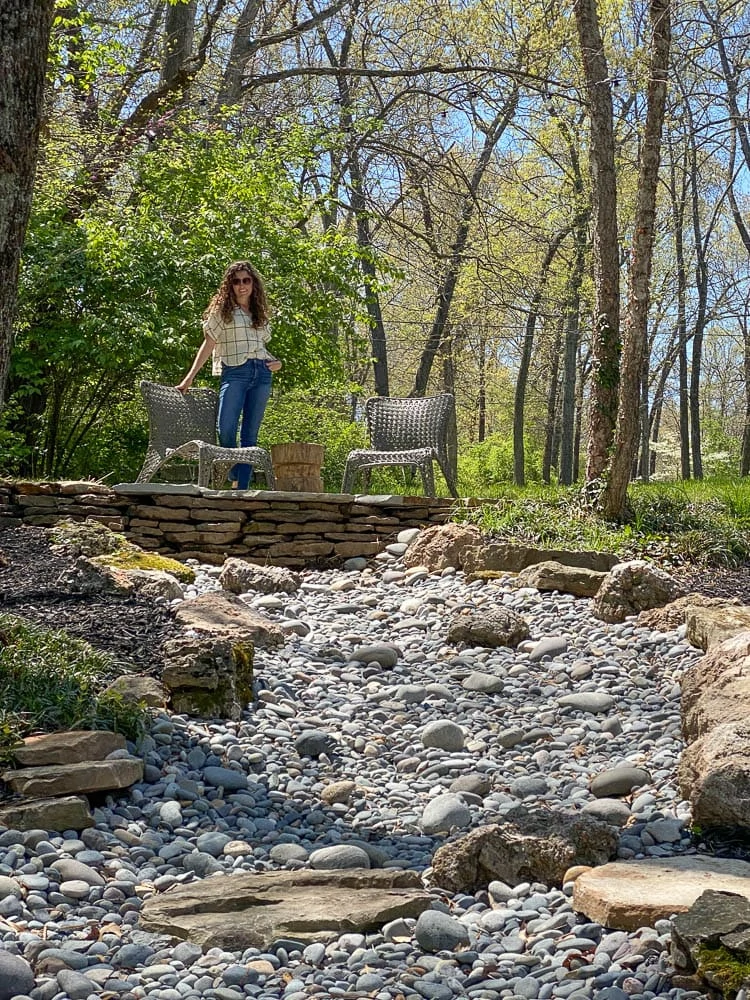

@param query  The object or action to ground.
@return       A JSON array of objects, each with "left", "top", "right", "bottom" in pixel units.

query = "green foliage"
[
  {"left": 461, "top": 476, "right": 750, "bottom": 567},
  {"left": 7, "top": 117, "right": 370, "bottom": 480},
  {"left": 0, "top": 614, "right": 148, "bottom": 761},
  {"left": 695, "top": 943, "right": 750, "bottom": 997},
  {"left": 458, "top": 433, "right": 545, "bottom": 494}
]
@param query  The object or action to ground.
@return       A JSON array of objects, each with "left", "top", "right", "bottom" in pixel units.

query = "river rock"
[{"left": 414, "top": 909, "right": 470, "bottom": 952}]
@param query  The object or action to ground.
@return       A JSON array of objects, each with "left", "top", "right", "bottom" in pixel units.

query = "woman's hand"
[
  {"left": 175, "top": 376, "right": 193, "bottom": 394},
  {"left": 266, "top": 359, "right": 282, "bottom": 372}
]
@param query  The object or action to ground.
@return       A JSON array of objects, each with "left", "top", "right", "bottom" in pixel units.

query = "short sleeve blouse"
[{"left": 203, "top": 308, "right": 273, "bottom": 375}]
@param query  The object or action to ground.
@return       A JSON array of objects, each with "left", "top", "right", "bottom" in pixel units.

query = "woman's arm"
[{"left": 176, "top": 335, "right": 216, "bottom": 393}]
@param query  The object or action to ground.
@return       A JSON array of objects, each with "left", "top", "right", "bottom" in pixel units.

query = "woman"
[{"left": 177, "top": 261, "right": 282, "bottom": 489}]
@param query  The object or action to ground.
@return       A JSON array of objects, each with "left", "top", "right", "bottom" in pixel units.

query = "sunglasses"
[{"left": 232, "top": 276, "right": 253, "bottom": 286}]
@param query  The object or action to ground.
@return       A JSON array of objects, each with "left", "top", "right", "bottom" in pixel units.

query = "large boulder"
[
  {"left": 573, "top": 857, "right": 750, "bottom": 932},
  {"left": 591, "top": 560, "right": 685, "bottom": 623},
  {"left": 638, "top": 595, "right": 741, "bottom": 635},
  {"left": 681, "top": 631, "right": 750, "bottom": 741},
  {"left": 687, "top": 606, "right": 750, "bottom": 651},
  {"left": 219, "top": 557, "right": 300, "bottom": 595},
  {"left": 446, "top": 607, "right": 530, "bottom": 649},
  {"left": 429, "top": 808, "right": 617, "bottom": 892},
  {"left": 677, "top": 721, "right": 750, "bottom": 828},
  {"left": 403, "top": 523, "right": 483, "bottom": 572},
  {"left": 174, "top": 591, "right": 284, "bottom": 647},
  {"left": 162, "top": 635, "right": 253, "bottom": 721},
  {"left": 139, "top": 869, "right": 432, "bottom": 951},
  {"left": 515, "top": 560, "right": 605, "bottom": 598}
]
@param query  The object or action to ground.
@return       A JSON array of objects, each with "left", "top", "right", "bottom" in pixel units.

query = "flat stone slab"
[
  {"left": 138, "top": 868, "right": 432, "bottom": 951},
  {"left": 14, "top": 730, "right": 126, "bottom": 767},
  {"left": 174, "top": 592, "right": 284, "bottom": 648},
  {"left": 0, "top": 795, "right": 93, "bottom": 831},
  {"left": 573, "top": 856, "right": 750, "bottom": 931},
  {"left": 2, "top": 758, "right": 143, "bottom": 797}
]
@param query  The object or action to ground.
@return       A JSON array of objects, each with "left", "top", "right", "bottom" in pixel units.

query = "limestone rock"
[
  {"left": 572, "top": 856, "right": 750, "bottom": 932},
  {"left": 403, "top": 523, "right": 483, "bottom": 572},
  {"left": 463, "top": 544, "right": 618, "bottom": 579},
  {"left": 105, "top": 674, "right": 168, "bottom": 708},
  {"left": 13, "top": 730, "right": 126, "bottom": 767},
  {"left": 219, "top": 558, "right": 300, "bottom": 595},
  {"left": 162, "top": 635, "right": 253, "bottom": 721},
  {"left": 174, "top": 592, "right": 284, "bottom": 648},
  {"left": 677, "top": 720, "right": 750, "bottom": 827},
  {"left": 446, "top": 607, "right": 530, "bottom": 649},
  {"left": 515, "top": 560, "right": 605, "bottom": 598},
  {"left": 681, "top": 632, "right": 750, "bottom": 741},
  {"left": 687, "top": 607, "right": 750, "bottom": 651},
  {"left": 638, "top": 595, "right": 741, "bottom": 634},
  {"left": 138, "top": 869, "right": 432, "bottom": 950},
  {"left": 430, "top": 808, "right": 617, "bottom": 893},
  {"left": 591, "top": 560, "right": 685, "bottom": 624},
  {"left": 2, "top": 757, "right": 143, "bottom": 797},
  {"left": 114, "top": 568, "right": 184, "bottom": 600},
  {"left": 0, "top": 795, "right": 93, "bottom": 832}
]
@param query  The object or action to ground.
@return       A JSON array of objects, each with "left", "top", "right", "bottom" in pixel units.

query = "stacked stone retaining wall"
[{"left": 0, "top": 480, "right": 478, "bottom": 567}]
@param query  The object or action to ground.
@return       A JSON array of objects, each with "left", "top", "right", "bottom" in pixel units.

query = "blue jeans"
[{"left": 218, "top": 358, "right": 273, "bottom": 489}]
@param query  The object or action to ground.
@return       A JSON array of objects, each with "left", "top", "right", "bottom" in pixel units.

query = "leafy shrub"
[
  {"left": 0, "top": 614, "right": 148, "bottom": 762},
  {"left": 458, "top": 433, "right": 544, "bottom": 495}
]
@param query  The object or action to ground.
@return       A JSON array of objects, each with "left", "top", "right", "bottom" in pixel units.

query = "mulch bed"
[{"left": 0, "top": 526, "right": 183, "bottom": 675}]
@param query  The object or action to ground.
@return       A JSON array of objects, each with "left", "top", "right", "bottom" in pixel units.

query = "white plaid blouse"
[{"left": 203, "top": 308, "right": 274, "bottom": 375}]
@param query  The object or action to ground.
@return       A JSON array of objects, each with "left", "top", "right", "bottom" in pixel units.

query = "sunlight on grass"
[{"left": 458, "top": 477, "right": 750, "bottom": 568}]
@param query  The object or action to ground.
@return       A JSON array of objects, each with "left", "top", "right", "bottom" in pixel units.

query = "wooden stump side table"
[{"left": 270, "top": 442, "right": 325, "bottom": 492}]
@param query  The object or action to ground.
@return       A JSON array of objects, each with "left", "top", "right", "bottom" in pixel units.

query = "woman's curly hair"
[{"left": 204, "top": 261, "right": 270, "bottom": 326}]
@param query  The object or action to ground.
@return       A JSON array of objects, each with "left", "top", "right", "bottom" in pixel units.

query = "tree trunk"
[
  {"left": 574, "top": 0, "right": 622, "bottom": 484},
  {"left": 742, "top": 310, "right": 750, "bottom": 476},
  {"left": 513, "top": 231, "right": 568, "bottom": 485},
  {"left": 542, "top": 324, "right": 562, "bottom": 486},
  {"left": 602, "top": 0, "right": 670, "bottom": 519},
  {"left": 0, "top": 0, "right": 55, "bottom": 413},
  {"left": 559, "top": 234, "right": 586, "bottom": 485}
]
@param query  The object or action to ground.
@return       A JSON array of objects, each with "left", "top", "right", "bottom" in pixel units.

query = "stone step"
[
  {"left": 0, "top": 795, "right": 93, "bottom": 831},
  {"left": 2, "top": 757, "right": 143, "bottom": 797},
  {"left": 13, "top": 729, "right": 126, "bottom": 767}
]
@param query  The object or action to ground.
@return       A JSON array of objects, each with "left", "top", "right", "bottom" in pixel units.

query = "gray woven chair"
[
  {"left": 136, "top": 381, "right": 275, "bottom": 489},
  {"left": 342, "top": 394, "right": 458, "bottom": 498}
]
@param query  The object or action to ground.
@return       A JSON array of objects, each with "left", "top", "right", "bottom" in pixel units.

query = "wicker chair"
[
  {"left": 136, "top": 381, "right": 275, "bottom": 489},
  {"left": 342, "top": 394, "right": 458, "bottom": 498}
]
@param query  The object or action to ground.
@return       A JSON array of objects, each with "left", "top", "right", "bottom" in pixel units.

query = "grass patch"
[
  {"left": 458, "top": 477, "right": 750, "bottom": 568},
  {"left": 0, "top": 614, "right": 148, "bottom": 764}
]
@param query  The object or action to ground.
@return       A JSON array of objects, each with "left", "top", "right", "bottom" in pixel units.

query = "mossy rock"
[
  {"left": 50, "top": 518, "right": 128, "bottom": 557},
  {"left": 92, "top": 549, "right": 195, "bottom": 584},
  {"left": 696, "top": 943, "right": 750, "bottom": 998}
]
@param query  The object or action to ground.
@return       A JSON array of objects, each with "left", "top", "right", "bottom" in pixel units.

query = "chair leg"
[{"left": 418, "top": 461, "right": 435, "bottom": 497}]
